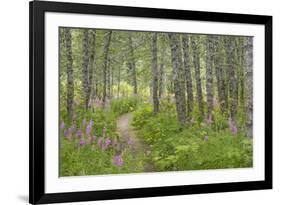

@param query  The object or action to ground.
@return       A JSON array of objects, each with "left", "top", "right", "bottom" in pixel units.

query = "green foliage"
[
  {"left": 132, "top": 104, "right": 253, "bottom": 172},
  {"left": 60, "top": 137, "right": 144, "bottom": 176},
  {"left": 110, "top": 96, "right": 140, "bottom": 115},
  {"left": 60, "top": 108, "right": 144, "bottom": 176}
]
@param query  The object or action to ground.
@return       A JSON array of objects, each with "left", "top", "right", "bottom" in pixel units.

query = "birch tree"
[
  {"left": 191, "top": 35, "right": 204, "bottom": 119},
  {"left": 64, "top": 28, "right": 74, "bottom": 120},
  {"left": 102, "top": 31, "right": 112, "bottom": 106},
  {"left": 82, "top": 30, "right": 90, "bottom": 109},
  {"left": 182, "top": 35, "right": 194, "bottom": 119},
  {"left": 205, "top": 36, "right": 215, "bottom": 121},
  {"left": 151, "top": 33, "right": 159, "bottom": 114},
  {"left": 245, "top": 37, "right": 253, "bottom": 138},
  {"left": 168, "top": 33, "right": 186, "bottom": 124},
  {"left": 128, "top": 33, "right": 138, "bottom": 95}
]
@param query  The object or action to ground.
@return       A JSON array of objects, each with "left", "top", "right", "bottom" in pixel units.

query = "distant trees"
[{"left": 59, "top": 27, "right": 253, "bottom": 137}]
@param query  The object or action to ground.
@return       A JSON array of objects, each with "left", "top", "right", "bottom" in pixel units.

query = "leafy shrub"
[
  {"left": 132, "top": 104, "right": 253, "bottom": 172},
  {"left": 110, "top": 96, "right": 140, "bottom": 115},
  {"left": 59, "top": 108, "right": 144, "bottom": 176}
]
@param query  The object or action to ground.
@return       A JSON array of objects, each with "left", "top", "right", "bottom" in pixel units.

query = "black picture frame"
[{"left": 29, "top": 0, "right": 272, "bottom": 204}]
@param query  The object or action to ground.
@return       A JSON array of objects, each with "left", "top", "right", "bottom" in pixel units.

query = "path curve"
[{"left": 116, "top": 113, "right": 155, "bottom": 172}]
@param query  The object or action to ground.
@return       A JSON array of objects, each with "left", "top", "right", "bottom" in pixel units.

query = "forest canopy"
[{"left": 59, "top": 27, "right": 253, "bottom": 176}]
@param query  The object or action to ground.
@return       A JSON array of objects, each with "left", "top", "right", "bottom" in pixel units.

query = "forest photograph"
[{"left": 59, "top": 27, "right": 253, "bottom": 177}]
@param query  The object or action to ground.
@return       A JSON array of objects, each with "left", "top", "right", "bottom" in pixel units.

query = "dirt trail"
[{"left": 116, "top": 113, "right": 155, "bottom": 172}]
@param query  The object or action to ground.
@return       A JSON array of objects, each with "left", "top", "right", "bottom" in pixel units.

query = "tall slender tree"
[
  {"left": 191, "top": 35, "right": 204, "bottom": 119},
  {"left": 102, "top": 31, "right": 112, "bottom": 106},
  {"left": 64, "top": 28, "right": 74, "bottom": 120},
  {"left": 205, "top": 36, "right": 215, "bottom": 120},
  {"left": 182, "top": 34, "right": 194, "bottom": 119},
  {"left": 245, "top": 37, "right": 253, "bottom": 138},
  {"left": 214, "top": 36, "right": 228, "bottom": 113},
  {"left": 128, "top": 33, "right": 138, "bottom": 95},
  {"left": 158, "top": 38, "right": 166, "bottom": 99},
  {"left": 82, "top": 30, "right": 90, "bottom": 109},
  {"left": 225, "top": 37, "right": 238, "bottom": 127},
  {"left": 89, "top": 29, "right": 96, "bottom": 101},
  {"left": 151, "top": 33, "right": 159, "bottom": 114},
  {"left": 168, "top": 33, "right": 186, "bottom": 124},
  {"left": 236, "top": 37, "right": 246, "bottom": 108}
]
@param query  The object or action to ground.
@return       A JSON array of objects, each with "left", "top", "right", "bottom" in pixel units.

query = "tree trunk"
[
  {"left": 64, "top": 28, "right": 74, "bottom": 120},
  {"left": 117, "top": 65, "right": 121, "bottom": 99},
  {"left": 102, "top": 31, "right": 112, "bottom": 106},
  {"left": 128, "top": 33, "right": 138, "bottom": 95},
  {"left": 107, "top": 59, "right": 111, "bottom": 99},
  {"left": 245, "top": 37, "right": 253, "bottom": 138},
  {"left": 205, "top": 36, "right": 215, "bottom": 120},
  {"left": 182, "top": 34, "right": 194, "bottom": 119},
  {"left": 236, "top": 37, "right": 245, "bottom": 108},
  {"left": 82, "top": 30, "right": 90, "bottom": 109},
  {"left": 158, "top": 41, "right": 165, "bottom": 99},
  {"left": 168, "top": 33, "right": 186, "bottom": 124},
  {"left": 89, "top": 29, "right": 96, "bottom": 101},
  {"left": 225, "top": 37, "right": 238, "bottom": 127},
  {"left": 214, "top": 36, "right": 228, "bottom": 113},
  {"left": 191, "top": 35, "right": 204, "bottom": 119},
  {"left": 151, "top": 33, "right": 159, "bottom": 114}
]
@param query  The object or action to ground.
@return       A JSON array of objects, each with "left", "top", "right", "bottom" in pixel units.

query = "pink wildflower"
[
  {"left": 113, "top": 154, "right": 123, "bottom": 166},
  {"left": 127, "top": 138, "right": 134, "bottom": 145},
  {"left": 60, "top": 121, "right": 65, "bottom": 129},
  {"left": 79, "top": 139, "right": 85, "bottom": 146}
]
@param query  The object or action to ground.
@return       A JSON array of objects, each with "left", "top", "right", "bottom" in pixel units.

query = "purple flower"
[
  {"left": 113, "top": 154, "right": 123, "bottom": 167},
  {"left": 89, "top": 120, "right": 93, "bottom": 128},
  {"left": 105, "top": 138, "right": 111, "bottom": 146},
  {"left": 86, "top": 126, "right": 91, "bottom": 136},
  {"left": 60, "top": 121, "right": 65, "bottom": 129},
  {"left": 63, "top": 129, "right": 69, "bottom": 137},
  {"left": 127, "top": 138, "right": 134, "bottom": 145},
  {"left": 79, "top": 139, "right": 85, "bottom": 146},
  {"left": 86, "top": 120, "right": 93, "bottom": 136},
  {"left": 76, "top": 130, "right": 83, "bottom": 138},
  {"left": 64, "top": 128, "right": 72, "bottom": 139}
]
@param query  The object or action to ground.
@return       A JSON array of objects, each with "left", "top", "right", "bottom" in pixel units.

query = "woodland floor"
[{"left": 116, "top": 113, "right": 155, "bottom": 172}]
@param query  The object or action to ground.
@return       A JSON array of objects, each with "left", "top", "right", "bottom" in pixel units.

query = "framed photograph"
[{"left": 29, "top": 0, "right": 272, "bottom": 204}]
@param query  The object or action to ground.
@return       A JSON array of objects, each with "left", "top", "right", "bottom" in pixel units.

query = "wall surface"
[{"left": 0, "top": 0, "right": 279, "bottom": 204}]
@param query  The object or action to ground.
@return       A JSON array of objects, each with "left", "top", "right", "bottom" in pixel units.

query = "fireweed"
[{"left": 113, "top": 154, "right": 123, "bottom": 167}]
